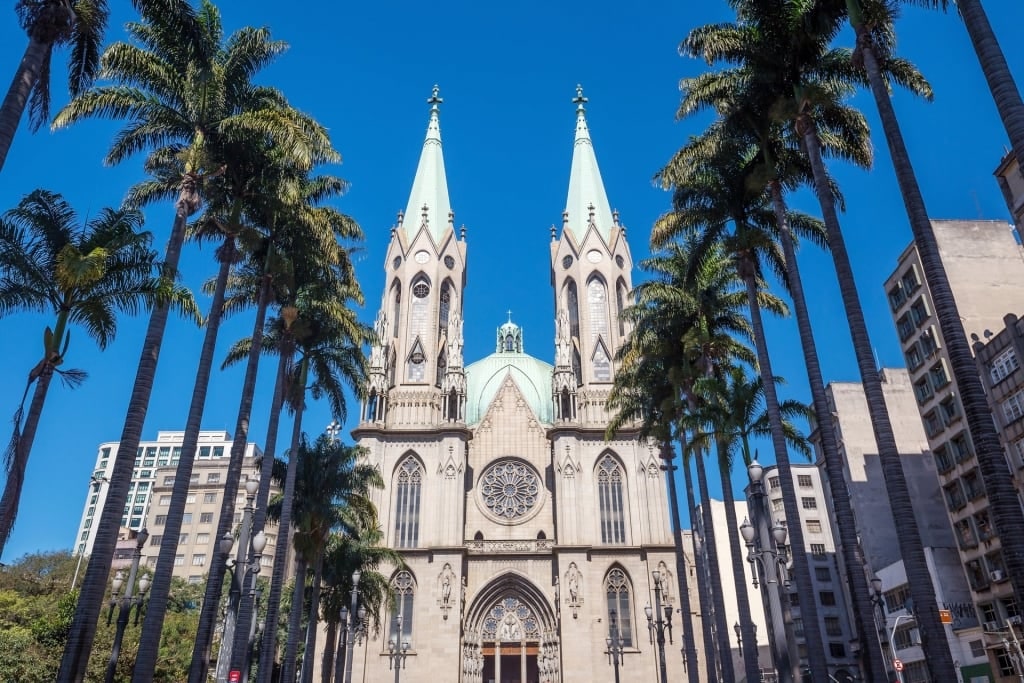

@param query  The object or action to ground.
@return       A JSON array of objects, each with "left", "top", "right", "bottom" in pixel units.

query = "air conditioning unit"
[
  {"left": 991, "top": 570, "right": 1007, "bottom": 583},
  {"left": 985, "top": 621, "right": 1000, "bottom": 632},
  {"left": 1009, "top": 616, "right": 1022, "bottom": 626}
]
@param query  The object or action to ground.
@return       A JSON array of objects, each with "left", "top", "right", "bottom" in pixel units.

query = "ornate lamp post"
[
  {"left": 742, "top": 460, "right": 798, "bottom": 683},
  {"left": 335, "top": 601, "right": 367, "bottom": 683},
  {"left": 105, "top": 528, "right": 150, "bottom": 683},
  {"left": 326, "top": 420, "right": 341, "bottom": 443},
  {"left": 343, "top": 569, "right": 363, "bottom": 683},
  {"left": 646, "top": 570, "right": 673, "bottom": 683},
  {"left": 386, "top": 614, "right": 411, "bottom": 683},
  {"left": 606, "top": 608, "right": 625, "bottom": 683},
  {"left": 214, "top": 478, "right": 265, "bottom": 683}
]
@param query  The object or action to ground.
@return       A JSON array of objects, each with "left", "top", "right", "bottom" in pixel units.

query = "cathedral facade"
[{"left": 347, "top": 87, "right": 695, "bottom": 683}]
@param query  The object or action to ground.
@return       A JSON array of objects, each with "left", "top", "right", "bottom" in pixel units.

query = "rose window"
[{"left": 481, "top": 461, "right": 540, "bottom": 520}]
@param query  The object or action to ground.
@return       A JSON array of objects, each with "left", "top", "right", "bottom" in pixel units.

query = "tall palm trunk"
[
  {"left": 301, "top": 550, "right": 325, "bottom": 683},
  {"left": 680, "top": 442, "right": 719, "bottom": 682},
  {"left": 739, "top": 267, "right": 828, "bottom": 681},
  {"left": 800, "top": 120, "right": 957, "bottom": 680},
  {"left": 133, "top": 236, "right": 234, "bottom": 681},
  {"left": 0, "top": 364, "right": 54, "bottom": 551},
  {"left": 768, "top": 181, "right": 888, "bottom": 682},
  {"left": 283, "top": 557, "right": 310, "bottom": 683},
  {"left": 258, "top": 377, "right": 306, "bottom": 682},
  {"left": 855, "top": 18, "right": 1024, "bottom": 618},
  {"left": 661, "top": 442, "right": 701, "bottom": 683},
  {"left": 0, "top": 36, "right": 49, "bottom": 172},
  {"left": 954, "top": 0, "right": 1024, "bottom": 175},
  {"left": 59, "top": 178, "right": 197, "bottom": 683},
  {"left": 717, "top": 444, "right": 761, "bottom": 682},
  {"left": 687, "top": 411, "right": 736, "bottom": 683},
  {"left": 189, "top": 273, "right": 273, "bottom": 683},
  {"left": 321, "top": 620, "right": 337, "bottom": 683}
]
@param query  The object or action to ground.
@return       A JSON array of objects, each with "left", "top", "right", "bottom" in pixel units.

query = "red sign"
[
  {"left": 228, "top": 671, "right": 242, "bottom": 682},
  {"left": 893, "top": 659, "right": 904, "bottom": 672}
]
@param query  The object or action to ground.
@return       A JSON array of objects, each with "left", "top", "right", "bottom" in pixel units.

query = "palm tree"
[
  {"left": 838, "top": 0, "right": 1024, "bottom": 608},
  {"left": 0, "top": 189, "right": 164, "bottom": 553},
  {"left": 53, "top": 2, "right": 336, "bottom": 678},
  {"left": 268, "top": 435, "right": 382, "bottom": 683},
  {"left": 0, "top": 0, "right": 108, "bottom": 171},
  {"left": 689, "top": 366, "right": 813, "bottom": 677}
]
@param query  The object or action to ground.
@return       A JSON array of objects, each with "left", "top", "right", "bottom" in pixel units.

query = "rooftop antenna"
[{"left": 970, "top": 189, "right": 983, "bottom": 219}]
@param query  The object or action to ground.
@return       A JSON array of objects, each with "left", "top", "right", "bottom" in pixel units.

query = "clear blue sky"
[{"left": 1, "top": 1, "right": 1021, "bottom": 562}]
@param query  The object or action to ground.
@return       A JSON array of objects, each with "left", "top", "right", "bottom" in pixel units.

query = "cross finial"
[
  {"left": 428, "top": 85, "right": 443, "bottom": 111},
  {"left": 507, "top": 310, "right": 513, "bottom": 323},
  {"left": 573, "top": 84, "right": 587, "bottom": 112}
]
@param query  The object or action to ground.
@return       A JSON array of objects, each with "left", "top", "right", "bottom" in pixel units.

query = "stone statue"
[
  {"left": 555, "top": 308, "right": 571, "bottom": 367},
  {"left": 498, "top": 613, "right": 521, "bottom": 641},
  {"left": 565, "top": 562, "right": 583, "bottom": 618},
  {"left": 369, "top": 311, "right": 388, "bottom": 368},
  {"left": 447, "top": 311, "right": 463, "bottom": 368},
  {"left": 439, "top": 563, "right": 455, "bottom": 605}
]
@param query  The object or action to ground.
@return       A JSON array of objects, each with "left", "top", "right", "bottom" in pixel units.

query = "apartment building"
[
  {"left": 995, "top": 152, "right": 1024, "bottom": 228},
  {"left": 815, "top": 369, "right": 988, "bottom": 682},
  {"left": 885, "top": 219, "right": 1024, "bottom": 681},
  {"left": 74, "top": 430, "right": 283, "bottom": 582},
  {"left": 757, "top": 463, "right": 860, "bottom": 681}
]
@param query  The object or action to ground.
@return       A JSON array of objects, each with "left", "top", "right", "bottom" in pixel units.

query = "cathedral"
[{"left": 347, "top": 86, "right": 693, "bottom": 683}]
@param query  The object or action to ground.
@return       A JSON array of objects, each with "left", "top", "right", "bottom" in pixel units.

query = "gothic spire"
[
  {"left": 564, "top": 84, "right": 614, "bottom": 243},
  {"left": 403, "top": 85, "right": 452, "bottom": 244}
]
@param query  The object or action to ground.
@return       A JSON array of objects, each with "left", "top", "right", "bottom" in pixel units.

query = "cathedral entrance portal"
[{"left": 462, "top": 575, "right": 560, "bottom": 683}]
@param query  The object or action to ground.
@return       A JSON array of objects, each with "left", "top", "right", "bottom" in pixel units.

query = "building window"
[
  {"left": 901, "top": 266, "right": 920, "bottom": 293},
  {"left": 771, "top": 498, "right": 784, "bottom": 513},
  {"left": 807, "top": 520, "right": 822, "bottom": 534},
  {"left": 950, "top": 432, "right": 972, "bottom": 464},
  {"left": 824, "top": 616, "right": 843, "bottom": 636},
  {"left": 186, "top": 493, "right": 196, "bottom": 504},
  {"left": 155, "top": 515, "right": 167, "bottom": 525},
  {"left": 828, "top": 642, "right": 846, "bottom": 658},
  {"left": 934, "top": 445, "right": 955, "bottom": 473},
  {"left": 884, "top": 585, "right": 910, "bottom": 613},
  {"left": 1003, "top": 388, "right": 1024, "bottom": 423},
  {"left": 909, "top": 297, "right": 929, "bottom": 327},
  {"left": 888, "top": 284, "right": 906, "bottom": 311},
  {"left": 159, "top": 495, "right": 171, "bottom": 506},
  {"left": 616, "top": 279, "right": 628, "bottom": 337},
  {"left": 975, "top": 509, "right": 994, "bottom": 541},
  {"left": 820, "top": 591, "right": 836, "bottom": 606},
  {"left": 768, "top": 476, "right": 780, "bottom": 490},
  {"left": 905, "top": 342, "right": 924, "bottom": 371},
  {"left": 923, "top": 410, "right": 944, "bottom": 438},
  {"left": 605, "top": 568, "right": 633, "bottom": 646},
  {"left": 200, "top": 512, "right": 213, "bottom": 524},
  {"left": 815, "top": 567, "right": 832, "bottom": 582},
  {"left": 997, "top": 647, "right": 1019, "bottom": 676},
  {"left": 174, "top": 555, "right": 184, "bottom": 566},
  {"left": 791, "top": 617, "right": 804, "bottom": 637},
  {"left": 913, "top": 376, "right": 933, "bottom": 404},
  {"left": 810, "top": 543, "right": 826, "bottom": 557},
  {"left": 929, "top": 360, "right": 950, "bottom": 390},
  {"left": 203, "top": 492, "right": 217, "bottom": 503},
  {"left": 163, "top": 476, "right": 175, "bottom": 486},
  {"left": 394, "top": 457, "right": 422, "bottom": 549},
  {"left": 944, "top": 481, "right": 967, "bottom": 511},
  {"left": 191, "top": 554, "right": 206, "bottom": 566},
  {"left": 797, "top": 475, "right": 813, "bottom": 488},
  {"left": 896, "top": 313, "right": 915, "bottom": 342},
  {"left": 939, "top": 396, "right": 960, "bottom": 425},
  {"left": 587, "top": 276, "right": 610, "bottom": 344},
  {"left": 598, "top": 455, "right": 627, "bottom": 544},
  {"left": 206, "top": 473, "right": 221, "bottom": 483},
  {"left": 182, "top": 513, "right": 192, "bottom": 524},
  {"left": 801, "top": 497, "right": 817, "bottom": 510},
  {"left": 389, "top": 571, "right": 415, "bottom": 646},
  {"left": 893, "top": 624, "right": 916, "bottom": 650},
  {"left": 963, "top": 469, "right": 985, "bottom": 500},
  {"left": 195, "top": 533, "right": 209, "bottom": 545},
  {"left": 990, "top": 347, "right": 1019, "bottom": 384},
  {"left": 969, "top": 639, "right": 985, "bottom": 658},
  {"left": 954, "top": 518, "right": 978, "bottom": 549},
  {"left": 438, "top": 280, "right": 451, "bottom": 338}
]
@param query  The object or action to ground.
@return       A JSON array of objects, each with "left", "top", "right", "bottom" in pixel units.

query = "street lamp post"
[
  {"left": 606, "top": 608, "right": 625, "bottom": 683},
  {"left": 326, "top": 420, "right": 341, "bottom": 443},
  {"left": 743, "top": 460, "right": 798, "bottom": 683},
  {"left": 343, "top": 569, "right": 363, "bottom": 683},
  {"left": 214, "top": 478, "right": 264, "bottom": 683},
  {"left": 386, "top": 614, "right": 411, "bottom": 683},
  {"left": 646, "top": 570, "right": 673, "bottom": 683},
  {"left": 869, "top": 577, "right": 898, "bottom": 682},
  {"left": 105, "top": 528, "right": 150, "bottom": 683},
  {"left": 335, "top": 602, "right": 367, "bottom": 683}
]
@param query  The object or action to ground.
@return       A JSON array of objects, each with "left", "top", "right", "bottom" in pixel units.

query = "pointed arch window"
[
  {"left": 598, "top": 455, "right": 626, "bottom": 544},
  {"left": 394, "top": 457, "right": 422, "bottom": 548},
  {"left": 389, "top": 570, "right": 415, "bottom": 645},
  {"left": 406, "top": 338, "right": 426, "bottom": 382},
  {"left": 616, "top": 278, "right": 628, "bottom": 337},
  {"left": 391, "top": 283, "right": 402, "bottom": 339},
  {"left": 439, "top": 280, "right": 452, "bottom": 338},
  {"left": 605, "top": 568, "right": 633, "bottom": 646},
  {"left": 587, "top": 276, "right": 610, "bottom": 344},
  {"left": 566, "top": 279, "right": 580, "bottom": 339},
  {"left": 409, "top": 276, "right": 431, "bottom": 342},
  {"left": 436, "top": 350, "right": 447, "bottom": 388},
  {"left": 572, "top": 348, "right": 583, "bottom": 387},
  {"left": 593, "top": 341, "right": 611, "bottom": 382}
]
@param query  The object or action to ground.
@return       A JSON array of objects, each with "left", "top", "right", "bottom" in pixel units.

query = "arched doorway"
[{"left": 462, "top": 573, "right": 560, "bottom": 683}]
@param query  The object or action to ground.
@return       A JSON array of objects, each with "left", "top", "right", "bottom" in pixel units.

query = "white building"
[{"left": 332, "top": 88, "right": 699, "bottom": 683}]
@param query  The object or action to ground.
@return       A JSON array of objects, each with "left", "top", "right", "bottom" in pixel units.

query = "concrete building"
[
  {"left": 74, "top": 430, "right": 283, "bottom": 583},
  {"left": 885, "top": 219, "right": 1024, "bottom": 682},
  {"left": 994, "top": 153, "right": 1024, "bottom": 228},
  {"left": 336, "top": 88, "right": 694, "bottom": 683},
  {"left": 816, "top": 369, "right": 989, "bottom": 682}
]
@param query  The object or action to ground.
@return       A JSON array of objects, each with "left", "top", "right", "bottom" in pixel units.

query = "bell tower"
[
  {"left": 550, "top": 86, "right": 635, "bottom": 426},
  {"left": 362, "top": 86, "right": 467, "bottom": 427}
]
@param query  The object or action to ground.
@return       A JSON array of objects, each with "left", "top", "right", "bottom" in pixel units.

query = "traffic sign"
[
  {"left": 228, "top": 671, "right": 241, "bottom": 683},
  {"left": 939, "top": 609, "right": 953, "bottom": 624},
  {"left": 893, "top": 659, "right": 904, "bottom": 672}
]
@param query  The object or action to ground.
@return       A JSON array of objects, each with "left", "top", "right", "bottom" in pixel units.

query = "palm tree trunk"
[
  {"left": 132, "top": 237, "right": 234, "bottom": 682},
  {"left": 769, "top": 180, "right": 889, "bottom": 682},
  {"left": 321, "top": 620, "right": 337, "bottom": 683},
  {"left": 0, "top": 36, "right": 49, "bottom": 173},
  {"left": 283, "top": 558, "right": 310, "bottom": 683},
  {"left": 301, "top": 550, "right": 325, "bottom": 683},
  {"left": 189, "top": 273, "right": 273, "bottom": 683},
  {"left": 687, "top": 412, "right": 736, "bottom": 683},
  {"left": 0, "top": 365, "right": 54, "bottom": 551},
  {"left": 681, "top": 443, "right": 719, "bottom": 682},
  {"left": 661, "top": 441, "right": 701, "bottom": 683},
  {"left": 740, "top": 268, "right": 828, "bottom": 681},
  {"left": 955, "top": 0, "right": 1024, "bottom": 176},
  {"left": 257, "top": 386, "right": 306, "bottom": 683},
  {"left": 800, "top": 120, "right": 957, "bottom": 680},
  {"left": 59, "top": 178, "right": 196, "bottom": 683},
  {"left": 718, "top": 445, "right": 761, "bottom": 682}
]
